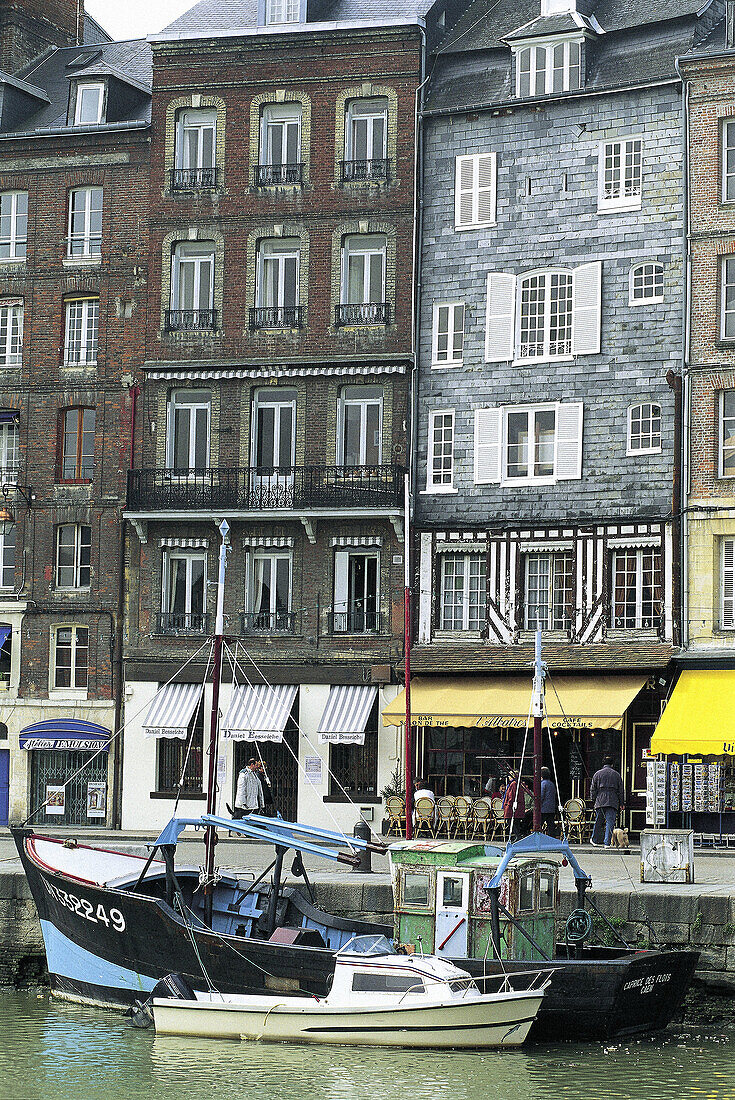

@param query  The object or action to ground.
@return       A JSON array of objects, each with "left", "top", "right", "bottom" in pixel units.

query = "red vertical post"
[
  {"left": 403, "top": 473, "right": 413, "bottom": 839},
  {"left": 532, "top": 630, "right": 545, "bottom": 832}
]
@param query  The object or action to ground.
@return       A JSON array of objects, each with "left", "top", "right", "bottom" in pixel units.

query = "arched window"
[
  {"left": 627, "top": 403, "right": 661, "bottom": 455},
  {"left": 629, "top": 262, "right": 664, "bottom": 304},
  {"left": 518, "top": 270, "right": 573, "bottom": 360}
]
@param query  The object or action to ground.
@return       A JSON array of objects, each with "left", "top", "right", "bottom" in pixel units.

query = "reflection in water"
[{"left": 0, "top": 993, "right": 732, "bottom": 1100}]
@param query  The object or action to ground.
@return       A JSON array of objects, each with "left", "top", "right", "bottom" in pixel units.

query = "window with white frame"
[
  {"left": 175, "top": 109, "right": 216, "bottom": 171},
  {"left": 0, "top": 524, "right": 15, "bottom": 589},
  {"left": 64, "top": 297, "right": 98, "bottom": 365},
  {"left": 170, "top": 242, "right": 215, "bottom": 317},
  {"left": 247, "top": 551, "right": 292, "bottom": 632},
  {"left": 427, "top": 410, "right": 454, "bottom": 490},
  {"left": 719, "top": 390, "right": 735, "bottom": 477},
  {"left": 0, "top": 192, "right": 27, "bottom": 260},
  {"left": 611, "top": 547, "right": 661, "bottom": 629},
  {"left": 440, "top": 553, "right": 486, "bottom": 631},
  {"left": 629, "top": 262, "right": 663, "bottom": 304},
  {"left": 432, "top": 303, "right": 465, "bottom": 366},
  {"left": 474, "top": 402, "right": 583, "bottom": 486},
  {"left": 338, "top": 385, "right": 382, "bottom": 466},
  {"left": 162, "top": 550, "right": 207, "bottom": 633},
  {"left": 345, "top": 98, "right": 388, "bottom": 163},
  {"left": 627, "top": 403, "right": 661, "bottom": 455},
  {"left": 598, "top": 138, "right": 642, "bottom": 212},
  {"left": 260, "top": 104, "right": 301, "bottom": 168},
  {"left": 723, "top": 120, "right": 735, "bottom": 203},
  {"left": 167, "top": 390, "right": 211, "bottom": 470},
  {"left": 0, "top": 301, "right": 22, "bottom": 367},
  {"left": 454, "top": 153, "right": 496, "bottom": 230},
  {"left": 252, "top": 388, "right": 296, "bottom": 471},
  {"left": 721, "top": 539, "right": 735, "bottom": 629},
  {"left": 524, "top": 551, "right": 573, "bottom": 630},
  {"left": 721, "top": 256, "right": 735, "bottom": 340},
  {"left": 333, "top": 550, "right": 380, "bottom": 633},
  {"left": 67, "top": 187, "right": 102, "bottom": 258},
  {"left": 56, "top": 525, "right": 91, "bottom": 589},
  {"left": 74, "top": 83, "right": 104, "bottom": 125},
  {"left": 53, "top": 626, "right": 89, "bottom": 690},
  {"left": 485, "top": 263, "right": 601, "bottom": 363},
  {"left": 341, "top": 234, "right": 386, "bottom": 306},
  {"left": 264, "top": 0, "right": 300, "bottom": 24},
  {"left": 256, "top": 238, "right": 300, "bottom": 314},
  {"left": 0, "top": 413, "right": 18, "bottom": 484},
  {"left": 515, "top": 39, "right": 582, "bottom": 98}
]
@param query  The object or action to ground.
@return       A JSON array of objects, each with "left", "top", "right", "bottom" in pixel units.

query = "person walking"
[
  {"left": 502, "top": 770, "right": 530, "bottom": 841},
  {"left": 540, "top": 766, "right": 558, "bottom": 837},
  {"left": 254, "top": 760, "right": 275, "bottom": 813},
  {"left": 590, "top": 755, "right": 625, "bottom": 847},
  {"left": 233, "top": 758, "right": 265, "bottom": 819}
]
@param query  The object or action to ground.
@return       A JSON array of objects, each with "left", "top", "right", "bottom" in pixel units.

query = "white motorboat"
[{"left": 152, "top": 935, "right": 551, "bottom": 1049}]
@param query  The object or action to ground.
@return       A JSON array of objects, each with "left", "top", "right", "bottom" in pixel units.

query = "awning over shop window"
[
  {"left": 19, "top": 719, "right": 111, "bottom": 752},
  {"left": 382, "top": 675, "right": 648, "bottom": 732},
  {"left": 651, "top": 670, "right": 735, "bottom": 757},
  {"left": 222, "top": 683, "right": 297, "bottom": 742},
  {"left": 143, "top": 682, "right": 203, "bottom": 739},
  {"left": 317, "top": 685, "right": 377, "bottom": 745},
  {"left": 0, "top": 411, "right": 18, "bottom": 423}
]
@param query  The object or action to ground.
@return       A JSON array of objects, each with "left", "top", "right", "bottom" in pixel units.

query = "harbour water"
[{"left": 0, "top": 992, "right": 733, "bottom": 1100}]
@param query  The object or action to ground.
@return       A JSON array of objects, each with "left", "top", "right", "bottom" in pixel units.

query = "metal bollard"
[{"left": 353, "top": 819, "right": 372, "bottom": 873}]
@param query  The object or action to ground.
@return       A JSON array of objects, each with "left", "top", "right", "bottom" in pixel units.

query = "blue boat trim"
[
  {"left": 40, "top": 919, "right": 157, "bottom": 994},
  {"left": 487, "top": 832, "right": 591, "bottom": 888}
]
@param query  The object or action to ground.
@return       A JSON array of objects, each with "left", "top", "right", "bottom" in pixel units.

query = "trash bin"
[{"left": 353, "top": 819, "right": 372, "bottom": 873}]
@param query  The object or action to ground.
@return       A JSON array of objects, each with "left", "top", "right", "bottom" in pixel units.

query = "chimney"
[{"left": 0, "top": 0, "right": 79, "bottom": 76}]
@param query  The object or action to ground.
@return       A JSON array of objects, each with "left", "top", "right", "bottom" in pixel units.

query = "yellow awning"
[
  {"left": 382, "top": 675, "right": 647, "bottom": 732},
  {"left": 650, "top": 670, "right": 735, "bottom": 756}
]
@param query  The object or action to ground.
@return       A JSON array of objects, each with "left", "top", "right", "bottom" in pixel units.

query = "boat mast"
[
  {"left": 404, "top": 472, "right": 413, "bottom": 839},
  {"left": 203, "top": 518, "right": 230, "bottom": 928},
  {"left": 531, "top": 629, "right": 546, "bottom": 832}
]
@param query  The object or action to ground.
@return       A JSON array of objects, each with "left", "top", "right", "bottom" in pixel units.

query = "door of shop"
[
  {"left": 626, "top": 721, "right": 655, "bottom": 834},
  {"left": 0, "top": 749, "right": 8, "bottom": 826},
  {"left": 29, "top": 750, "right": 108, "bottom": 826},
  {"left": 234, "top": 724, "right": 299, "bottom": 822}
]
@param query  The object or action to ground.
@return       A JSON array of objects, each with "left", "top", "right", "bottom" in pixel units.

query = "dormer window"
[
  {"left": 515, "top": 40, "right": 582, "bottom": 98},
  {"left": 264, "top": 0, "right": 300, "bottom": 25},
  {"left": 74, "top": 83, "right": 104, "bottom": 125}
]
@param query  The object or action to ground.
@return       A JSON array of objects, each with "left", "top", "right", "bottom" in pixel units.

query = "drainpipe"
[{"left": 675, "top": 58, "right": 691, "bottom": 651}]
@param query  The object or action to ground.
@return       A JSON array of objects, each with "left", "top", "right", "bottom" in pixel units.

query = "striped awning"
[
  {"left": 317, "top": 685, "right": 377, "bottom": 745},
  {"left": 143, "top": 682, "right": 203, "bottom": 739},
  {"left": 222, "top": 684, "right": 297, "bottom": 742}
]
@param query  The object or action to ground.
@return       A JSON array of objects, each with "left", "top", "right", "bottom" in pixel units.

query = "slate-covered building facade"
[
  {"left": 401, "top": 0, "right": 721, "bottom": 831},
  {"left": 0, "top": 4, "right": 151, "bottom": 825}
]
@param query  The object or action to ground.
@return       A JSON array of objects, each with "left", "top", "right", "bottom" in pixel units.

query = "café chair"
[
  {"left": 453, "top": 795, "right": 471, "bottom": 839},
  {"left": 490, "top": 797, "right": 508, "bottom": 843},
  {"left": 435, "top": 796, "right": 455, "bottom": 838},
  {"left": 562, "top": 797, "right": 586, "bottom": 844},
  {"left": 471, "top": 798, "right": 491, "bottom": 839},
  {"left": 385, "top": 795, "right": 406, "bottom": 838},
  {"left": 414, "top": 796, "right": 436, "bottom": 838}
]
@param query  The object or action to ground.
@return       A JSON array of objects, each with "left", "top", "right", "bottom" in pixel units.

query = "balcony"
[
  {"left": 165, "top": 309, "right": 218, "bottom": 333},
  {"left": 240, "top": 610, "right": 296, "bottom": 636},
  {"left": 335, "top": 302, "right": 390, "bottom": 327},
  {"left": 254, "top": 163, "right": 303, "bottom": 187},
  {"left": 328, "top": 610, "right": 383, "bottom": 635},
  {"left": 127, "top": 464, "right": 404, "bottom": 513},
  {"left": 170, "top": 167, "right": 219, "bottom": 191},
  {"left": 249, "top": 306, "right": 303, "bottom": 330},
  {"left": 156, "top": 612, "right": 211, "bottom": 636},
  {"left": 340, "top": 158, "right": 390, "bottom": 184}
]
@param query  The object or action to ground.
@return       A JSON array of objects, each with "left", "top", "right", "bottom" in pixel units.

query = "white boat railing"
[{"left": 395, "top": 967, "right": 555, "bottom": 1004}]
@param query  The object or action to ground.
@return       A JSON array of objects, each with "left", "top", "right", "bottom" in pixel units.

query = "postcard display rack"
[{"left": 647, "top": 761, "right": 723, "bottom": 825}]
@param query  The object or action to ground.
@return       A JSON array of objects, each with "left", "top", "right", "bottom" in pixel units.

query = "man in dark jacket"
[{"left": 590, "top": 756, "right": 625, "bottom": 847}]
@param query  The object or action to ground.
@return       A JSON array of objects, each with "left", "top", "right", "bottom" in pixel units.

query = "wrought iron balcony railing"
[
  {"left": 240, "top": 610, "right": 296, "bottom": 635},
  {"left": 65, "top": 237, "right": 102, "bottom": 259},
  {"left": 170, "top": 167, "right": 219, "bottom": 191},
  {"left": 156, "top": 612, "right": 211, "bottom": 636},
  {"left": 340, "top": 158, "right": 391, "bottom": 184},
  {"left": 249, "top": 306, "right": 303, "bottom": 330},
  {"left": 334, "top": 302, "right": 390, "bottom": 327},
  {"left": 328, "top": 610, "right": 383, "bottom": 635},
  {"left": 254, "top": 163, "right": 303, "bottom": 187},
  {"left": 127, "top": 464, "right": 404, "bottom": 511},
  {"left": 165, "top": 308, "right": 218, "bottom": 333}
]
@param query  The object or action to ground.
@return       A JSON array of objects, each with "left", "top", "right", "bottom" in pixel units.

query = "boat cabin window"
[
  {"left": 449, "top": 978, "right": 479, "bottom": 993},
  {"left": 402, "top": 871, "right": 430, "bottom": 908},
  {"left": 519, "top": 869, "right": 535, "bottom": 912},
  {"left": 442, "top": 875, "right": 464, "bottom": 908},
  {"left": 352, "top": 972, "right": 426, "bottom": 994},
  {"left": 537, "top": 869, "right": 556, "bottom": 911}
]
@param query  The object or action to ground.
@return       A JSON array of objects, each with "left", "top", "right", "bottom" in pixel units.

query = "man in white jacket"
[{"left": 234, "top": 758, "right": 265, "bottom": 818}]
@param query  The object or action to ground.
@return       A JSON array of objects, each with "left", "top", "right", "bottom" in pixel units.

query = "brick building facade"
[{"left": 0, "top": 10, "right": 151, "bottom": 826}]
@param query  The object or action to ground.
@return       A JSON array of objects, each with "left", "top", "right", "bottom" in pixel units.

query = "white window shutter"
[
  {"left": 723, "top": 540, "right": 735, "bottom": 628},
  {"left": 333, "top": 551, "right": 349, "bottom": 614},
  {"left": 476, "top": 153, "right": 496, "bottom": 225},
  {"left": 474, "top": 407, "right": 502, "bottom": 484},
  {"left": 555, "top": 402, "right": 583, "bottom": 480},
  {"left": 485, "top": 272, "right": 516, "bottom": 362},
  {"left": 455, "top": 156, "right": 475, "bottom": 228},
  {"left": 572, "top": 261, "right": 602, "bottom": 355}
]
